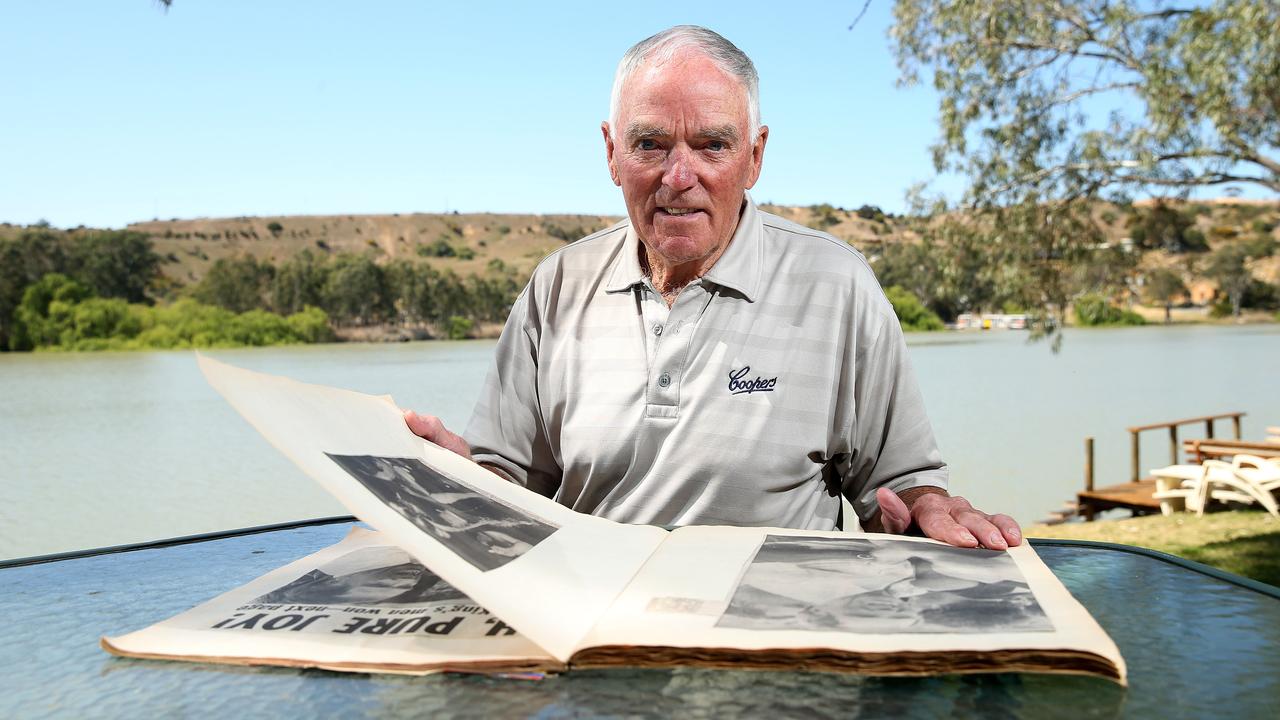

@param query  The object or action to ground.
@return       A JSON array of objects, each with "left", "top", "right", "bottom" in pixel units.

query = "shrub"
[
  {"left": 445, "top": 315, "right": 473, "bottom": 340},
  {"left": 856, "top": 204, "right": 886, "bottom": 223},
  {"left": 884, "top": 285, "right": 945, "bottom": 332},
  {"left": 1180, "top": 228, "right": 1208, "bottom": 252},
  {"left": 808, "top": 204, "right": 841, "bottom": 230},
  {"left": 1243, "top": 235, "right": 1276, "bottom": 258},
  {"left": 420, "top": 238, "right": 456, "bottom": 258},
  {"left": 1073, "top": 294, "right": 1146, "bottom": 326}
]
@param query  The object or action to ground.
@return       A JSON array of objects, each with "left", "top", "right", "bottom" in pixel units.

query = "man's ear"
[
  {"left": 744, "top": 124, "right": 769, "bottom": 189},
  {"left": 602, "top": 122, "right": 621, "bottom": 187}
]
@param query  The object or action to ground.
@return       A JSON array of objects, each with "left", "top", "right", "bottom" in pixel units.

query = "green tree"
[
  {"left": 1126, "top": 203, "right": 1205, "bottom": 253},
  {"left": 322, "top": 253, "right": 390, "bottom": 325},
  {"left": 193, "top": 256, "right": 275, "bottom": 313},
  {"left": 1143, "top": 268, "right": 1188, "bottom": 323},
  {"left": 883, "top": 285, "right": 945, "bottom": 331},
  {"left": 1204, "top": 243, "right": 1254, "bottom": 318},
  {"left": 11, "top": 273, "right": 92, "bottom": 349},
  {"left": 890, "top": 1, "right": 1278, "bottom": 337},
  {"left": 893, "top": 0, "right": 1280, "bottom": 204},
  {"left": 0, "top": 228, "right": 70, "bottom": 349},
  {"left": 271, "top": 250, "right": 329, "bottom": 315},
  {"left": 68, "top": 230, "right": 162, "bottom": 303},
  {"left": 385, "top": 259, "right": 438, "bottom": 326}
]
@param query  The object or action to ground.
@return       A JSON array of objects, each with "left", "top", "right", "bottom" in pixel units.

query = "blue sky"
[
  {"left": 2, "top": 1, "right": 964, "bottom": 228},
  {"left": 23, "top": 1, "right": 1275, "bottom": 232}
]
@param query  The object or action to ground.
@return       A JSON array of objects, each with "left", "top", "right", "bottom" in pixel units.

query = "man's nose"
[{"left": 661, "top": 147, "right": 697, "bottom": 191}]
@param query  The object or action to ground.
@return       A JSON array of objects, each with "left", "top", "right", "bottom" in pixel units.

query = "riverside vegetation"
[{"left": 1, "top": 199, "right": 1277, "bottom": 351}]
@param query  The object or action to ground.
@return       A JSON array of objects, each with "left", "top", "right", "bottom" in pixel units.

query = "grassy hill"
[
  {"left": 4, "top": 198, "right": 1277, "bottom": 327},
  {"left": 125, "top": 212, "right": 623, "bottom": 287},
  {"left": 105, "top": 199, "right": 1276, "bottom": 293}
]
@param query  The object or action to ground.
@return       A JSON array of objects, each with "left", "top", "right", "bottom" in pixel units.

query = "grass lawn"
[{"left": 1027, "top": 510, "right": 1280, "bottom": 588}]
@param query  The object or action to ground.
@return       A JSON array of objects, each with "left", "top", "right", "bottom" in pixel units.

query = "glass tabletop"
[{"left": 2, "top": 521, "right": 1277, "bottom": 719}]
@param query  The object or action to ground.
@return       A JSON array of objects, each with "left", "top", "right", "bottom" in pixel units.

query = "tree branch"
[
  {"left": 981, "top": 154, "right": 1280, "bottom": 200},
  {"left": 1000, "top": 40, "right": 1137, "bottom": 71},
  {"left": 848, "top": 0, "right": 874, "bottom": 31}
]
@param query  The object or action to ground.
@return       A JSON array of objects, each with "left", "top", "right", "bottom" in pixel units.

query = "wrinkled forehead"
[{"left": 617, "top": 50, "right": 751, "bottom": 125}]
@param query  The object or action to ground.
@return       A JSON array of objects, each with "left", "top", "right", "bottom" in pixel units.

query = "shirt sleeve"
[
  {"left": 840, "top": 304, "right": 949, "bottom": 526},
  {"left": 462, "top": 287, "right": 563, "bottom": 498}
]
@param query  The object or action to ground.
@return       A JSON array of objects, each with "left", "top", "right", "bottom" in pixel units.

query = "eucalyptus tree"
[
  {"left": 888, "top": 0, "right": 1278, "bottom": 334},
  {"left": 892, "top": 0, "right": 1279, "bottom": 202}
]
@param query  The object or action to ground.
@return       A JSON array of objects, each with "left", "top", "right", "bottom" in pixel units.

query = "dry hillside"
[{"left": 7, "top": 199, "right": 1276, "bottom": 302}]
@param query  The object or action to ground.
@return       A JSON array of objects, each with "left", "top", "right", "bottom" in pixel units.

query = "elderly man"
[{"left": 406, "top": 25, "right": 1021, "bottom": 551}]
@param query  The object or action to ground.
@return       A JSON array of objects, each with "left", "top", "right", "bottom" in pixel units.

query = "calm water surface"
[{"left": 2, "top": 325, "right": 1277, "bottom": 559}]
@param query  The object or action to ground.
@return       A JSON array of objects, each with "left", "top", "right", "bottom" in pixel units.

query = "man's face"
[{"left": 603, "top": 51, "right": 768, "bottom": 271}]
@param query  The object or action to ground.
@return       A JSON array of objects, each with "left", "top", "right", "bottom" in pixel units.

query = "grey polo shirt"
[{"left": 463, "top": 197, "right": 947, "bottom": 530}]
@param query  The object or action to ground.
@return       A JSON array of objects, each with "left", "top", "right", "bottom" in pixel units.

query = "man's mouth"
[{"left": 660, "top": 207, "right": 701, "bottom": 216}]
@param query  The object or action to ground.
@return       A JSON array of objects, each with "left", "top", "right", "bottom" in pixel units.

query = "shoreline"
[{"left": 5, "top": 313, "right": 1277, "bottom": 353}]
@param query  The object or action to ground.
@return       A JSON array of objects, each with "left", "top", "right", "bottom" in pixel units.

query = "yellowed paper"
[
  {"left": 196, "top": 354, "right": 667, "bottom": 663},
  {"left": 104, "top": 528, "right": 557, "bottom": 673}
]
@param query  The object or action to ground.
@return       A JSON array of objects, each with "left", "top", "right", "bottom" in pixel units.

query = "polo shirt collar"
[
  {"left": 603, "top": 192, "right": 763, "bottom": 302},
  {"left": 604, "top": 222, "right": 648, "bottom": 293},
  {"left": 701, "top": 193, "right": 762, "bottom": 302}
]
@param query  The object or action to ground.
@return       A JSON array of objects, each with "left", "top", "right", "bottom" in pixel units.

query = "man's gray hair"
[{"left": 609, "top": 25, "right": 761, "bottom": 142}]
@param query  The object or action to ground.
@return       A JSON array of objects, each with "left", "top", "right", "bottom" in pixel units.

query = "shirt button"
[
  {"left": 657, "top": 372, "right": 671, "bottom": 388},
  {"left": 653, "top": 324, "right": 663, "bottom": 336}
]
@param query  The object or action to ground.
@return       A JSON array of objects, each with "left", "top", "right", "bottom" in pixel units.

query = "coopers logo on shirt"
[{"left": 727, "top": 366, "right": 778, "bottom": 395}]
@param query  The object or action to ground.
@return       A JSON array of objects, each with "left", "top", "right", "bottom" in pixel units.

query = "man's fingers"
[
  {"left": 402, "top": 410, "right": 472, "bottom": 459},
  {"left": 915, "top": 507, "right": 980, "bottom": 548},
  {"left": 990, "top": 513, "right": 1023, "bottom": 547},
  {"left": 403, "top": 410, "right": 443, "bottom": 440},
  {"left": 899, "top": 494, "right": 1019, "bottom": 551},
  {"left": 911, "top": 496, "right": 980, "bottom": 548},
  {"left": 954, "top": 509, "right": 1008, "bottom": 550},
  {"left": 875, "top": 487, "right": 913, "bottom": 535}
]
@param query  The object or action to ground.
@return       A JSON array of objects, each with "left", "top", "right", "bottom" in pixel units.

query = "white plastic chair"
[
  {"left": 1150, "top": 463, "right": 1217, "bottom": 516},
  {"left": 1232, "top": 454, "right": 1280, "bottom": 495},
  {"left": 1151, "top": 458, "right": 1280, "bottom": 518},
  {"left": 1201, "top": 458, "right": 1280, "bottom": 518}
]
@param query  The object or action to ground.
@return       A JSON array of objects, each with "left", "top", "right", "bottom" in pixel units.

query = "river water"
[{"left": 2, "top": 324, "right": 1277, "bottom": 560}]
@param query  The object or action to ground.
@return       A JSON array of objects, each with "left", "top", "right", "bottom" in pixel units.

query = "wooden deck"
[{"left": 1077, "top": 478, "right": 1162, "bottom": 520}]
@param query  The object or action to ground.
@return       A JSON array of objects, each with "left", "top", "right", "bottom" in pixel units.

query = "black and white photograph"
[
  {"left": 254, "top": 545, "right": 469, "bottom": 606},
  {"left": 325, "top": 454, "right": 559, "bottom": 572},
  {"left": 716, "top": 535, "right": 1053, "bottom": 635}
]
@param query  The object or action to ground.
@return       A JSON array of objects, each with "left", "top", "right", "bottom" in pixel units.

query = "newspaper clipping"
[{"left": 717, "top": 535, "right": 1053, "bottom": 634}]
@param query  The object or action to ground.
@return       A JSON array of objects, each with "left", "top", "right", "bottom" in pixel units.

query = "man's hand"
[
  {"left": 403, "top": 410, "right": 472, "bottom": 460},
  {"left": 872, "top": 487, "right": 1022, "bottom": 550}
]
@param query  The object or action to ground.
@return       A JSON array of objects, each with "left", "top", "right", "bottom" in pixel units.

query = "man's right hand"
[{"left": 403, "top": 410, "right": 472, "bottom": 460}]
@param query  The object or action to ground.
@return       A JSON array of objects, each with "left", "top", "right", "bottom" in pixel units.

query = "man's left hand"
[{"left": 873, "top": 487, "right": 1022, "bottom": 550}]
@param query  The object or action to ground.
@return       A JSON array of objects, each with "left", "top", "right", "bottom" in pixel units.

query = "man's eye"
[
  {"left": 707, "top": 140, "right": 727, "bottom": 152},
  {"left": 637, "top": 139, "right": 659, "bottom": 151}
]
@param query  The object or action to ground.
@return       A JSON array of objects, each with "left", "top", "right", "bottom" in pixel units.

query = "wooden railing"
[{"left": 1125, "top": 412, "right": 1245, "bottom": 482}]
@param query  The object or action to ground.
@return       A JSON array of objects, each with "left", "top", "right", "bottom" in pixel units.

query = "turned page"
[{"left": 198, "top": 355, "right": 668, "bottom": 663}]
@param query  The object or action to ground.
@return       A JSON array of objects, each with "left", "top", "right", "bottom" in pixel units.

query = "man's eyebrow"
[
  {"left": 624, "top": 123, "right": 669, "bottom": 141},
  {"left": 697, "top": 125, "right": 740, "bottom": 143},
  {"left": 622, "top": 124, "right": 741, "bottom": 143}
]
